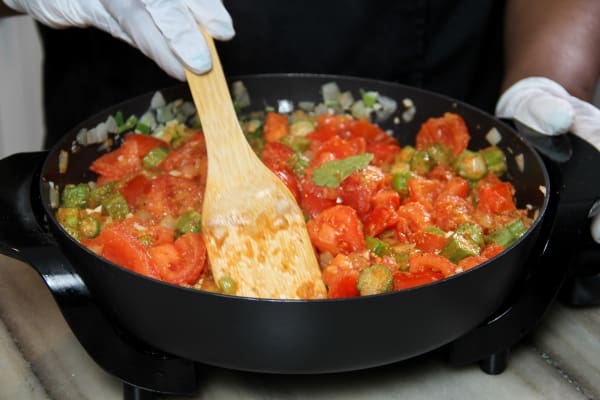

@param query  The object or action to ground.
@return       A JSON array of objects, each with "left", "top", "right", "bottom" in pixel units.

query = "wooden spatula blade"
[{"left": 185, "top": 29, "right": 327, "bottom": 299}]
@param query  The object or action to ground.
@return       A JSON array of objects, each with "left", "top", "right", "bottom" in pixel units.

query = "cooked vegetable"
[
  {"left": 311, "top": 153, "right": 374, "bottom": 188},
  {"left": 357, "top": 264, "right": 394, "bottom": 296},
  {"left": 441, "top": 223, "right": 483, "bottom": 263},
  {"left": 61, "top": 184, "right": 90, "bottom": 208},
  {"left": 54, "top": 87, "right": 534, "bottom": 298},
  {"left": 486, "top": 218, "right": 528, "bottom": 247},
  {"left": 455, "top": 150, "right": 488, "bottom": 180},
  {"left": 480, "top": 146, "right": 507, "bottom": 176}
]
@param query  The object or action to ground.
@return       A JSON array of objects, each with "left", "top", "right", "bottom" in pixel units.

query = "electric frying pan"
[{"left": 0, "top": 74, "right": 550, "bottom": 374}]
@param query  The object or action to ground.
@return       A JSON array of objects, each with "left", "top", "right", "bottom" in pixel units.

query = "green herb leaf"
[{"left": 312, "top": 153, "right": 374, "bottom": 188}]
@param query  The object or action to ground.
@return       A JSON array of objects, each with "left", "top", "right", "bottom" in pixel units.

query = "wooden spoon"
[{"left": 184, "top": 30, "right": 326, "bottom": 299}]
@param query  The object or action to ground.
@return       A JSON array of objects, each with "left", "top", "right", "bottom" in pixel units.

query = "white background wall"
[{"left": 0, "top": 16, "right": 44, "bottom": 157}]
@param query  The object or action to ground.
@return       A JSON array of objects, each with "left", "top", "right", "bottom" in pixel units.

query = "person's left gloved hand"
[
  {"left": 2, "top": 0, "right": 235, "bottom": 80},
  {"left": 496, "top": 76, "right": 600, "bottom": 244}
]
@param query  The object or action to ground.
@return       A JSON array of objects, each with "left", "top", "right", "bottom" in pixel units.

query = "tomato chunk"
[
  {"left": 416, "top": 112, "right": 470, "bottom": 156},
  {"left": 307, "top": 205, "right": 365, "bottom": 256}
]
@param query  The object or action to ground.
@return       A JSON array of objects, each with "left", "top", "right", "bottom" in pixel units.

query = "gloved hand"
[
  {"left": 2, "top": 0, "right": 235, "bottom": 80},
  {"left": 496, "top": 76, "right": 600, "bottom": 244}
]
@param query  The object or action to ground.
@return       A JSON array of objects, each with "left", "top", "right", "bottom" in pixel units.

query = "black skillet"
[{"left": 0, "top": 74, "right": 550, "bottom": 375}]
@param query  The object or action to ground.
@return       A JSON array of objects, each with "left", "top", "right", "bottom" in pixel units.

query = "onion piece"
[
  {"left": 150, "top": 91, "right": 166, "bottom": 109},
  {"left": 486, "top": 127, "right": 502, "bottom": 145},
  {"left": 48, "top": 181, "right": 59, "bottom": 209},
  {"left": 515, "top": 153, "right": 525, "bottom": 172},
  {"left": 58, "top": 150, "right": 69, "bottom": 174}
]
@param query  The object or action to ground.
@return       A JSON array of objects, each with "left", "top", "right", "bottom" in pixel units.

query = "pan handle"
[{"left": 0, "top": 152, "right": 71, "bottom": 274}]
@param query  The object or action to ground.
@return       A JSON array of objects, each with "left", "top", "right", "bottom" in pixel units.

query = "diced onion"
[
  {"left": 538, "top": 185, "right": 547, "bottom": 196},
  {"left": 48, "top": 181, "right": 59, "bottom": 209},
  {"left": 321, "top": 82, "right": 341, "bottom": 104},
  {"left": 150, "top": 91, "right": 166, "bottom": 109},
  {"left": 231, "top": 81, "right": 251, "bottom": 109},
  {"left": 486, "top": 127, "right": 502, "bottom": 145},
  {"left": 514, "top": 153, "right": 525, "bottom": 172},
  {"left": 58, "top": 150, "right": 69, "bottom": 174},
  {"left": 277, "top": 99, "right": 294, "bottom": 114}
]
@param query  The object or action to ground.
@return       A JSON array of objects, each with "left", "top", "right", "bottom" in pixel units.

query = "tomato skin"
[
  {"left": 393, "top": 270, "right": 444, "bottom": 290},
  {"left": 407, "top": 177, "right": 441, "bottom": 209},
  {"left": 149, "top": 233, "right": 207, "bottom": 285},
  {"left": 367, "top": 142, "right": 402, "bottom": 166},
  {"left": 458, "top": 255, "right": 487, "bottom": 270},
  {"left": 408, "top": 252, "right": 456, "bottom": 277},
  {"left": 261, "top": 142, "right": 294, "bottom": 168},
  {"left": 120, "top": 174, "right": 152, "bottom": 210},
  {"left": 262, "top": 142, "right": 300, "bottom": 201},
  {"left": 477, "top": 180, "right": 516, "bottom": 214},
  {"left": 432, "top": 194, "right": 474, "bottom": 232},
  {"left": 263, "top": 112, "right": 289, "bottom": 143},
  {"left": 83, "top": 220, "right": 159, "bottom": 279},
  {"left": 159, "top": 133, "right": 207, "bottom": 180},
  {"left": 307, "top": 205, "right": 365, "bottom": 256},
  {"left": 142, "top": 175, "right": 203, "bottom": 220},
  {"left": 481, "top": 242, "right": 505, "bottom": 259},
  {"left": 440, "top": 177, "right": 469, "bottom": 198},
  {"left": 416, "top": 112, "right": 470, "bottom": 156},
  {"left": 90, "top": 138, "right": 142, "bottom": 182},
  {"left": 396, "top": 201, "right": 432, "bottom": 232},
  {"left": 313, "top": 136, "right": 358, "bottom": 161},
  {"left": 323, "top": 268, "right": 360, "bottom": 298},
  {"left": 413, "top": 230, "right": 448, "bottom": 253},
  {"left": 339, "top": 166, "right": 387, "bottom": 217}
]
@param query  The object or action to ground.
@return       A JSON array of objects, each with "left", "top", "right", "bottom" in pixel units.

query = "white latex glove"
[
  {"left": 2, "top": 0, "right": 235, "bottom": 80},
  {"left": 496, "top": 76, "right": 600, "bottom": 244}
]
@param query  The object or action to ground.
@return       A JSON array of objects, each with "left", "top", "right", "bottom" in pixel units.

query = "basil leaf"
[{"left": 312, "top": 153, "right": 374, "bottom": 188}]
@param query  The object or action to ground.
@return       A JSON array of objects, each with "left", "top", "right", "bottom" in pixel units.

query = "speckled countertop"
[{"left": 0, "top": 253, "right": 598, "bottom": 400}]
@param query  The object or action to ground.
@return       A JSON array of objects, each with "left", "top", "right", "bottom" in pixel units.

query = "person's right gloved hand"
[{"left": 2, "top": 0, "right": 235, "bottom": 80}]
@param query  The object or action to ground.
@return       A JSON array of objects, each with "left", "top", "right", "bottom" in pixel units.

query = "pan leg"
[
  {"left": 123, "top": 383, "right": 157, "bottom": 400},
  {"left": 478, "top": 348, "right": 510, "bottom": 375}
]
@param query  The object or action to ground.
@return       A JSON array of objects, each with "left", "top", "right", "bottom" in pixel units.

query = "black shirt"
[{"left": 37, "top": 0, "right": 504, "bottom": 147}]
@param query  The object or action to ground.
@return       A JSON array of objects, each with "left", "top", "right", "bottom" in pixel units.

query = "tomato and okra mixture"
[{"left": 55, "top": 89, "right": 532, "bottom": 298}]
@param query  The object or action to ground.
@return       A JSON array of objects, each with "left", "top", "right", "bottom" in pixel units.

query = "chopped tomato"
[
  {"left": 261, "top": 142, "right": 294, "bottom": 169},
  {"left": 83, "top": 221, "right": 159, "bottom": 279},
  {"left": 159, "top": 133, "right": 207, "bottom": 179},
  {"left": 339, "top": 167, "right": 388, "bottom": 217},
  {"left": 309, "top": 114, "right": 354, "bottom": 142},
  {"left": 416, "top": 112, "right": 470, "bottom": 156},
  {"left": 142, "top": 175, "right": 203, "bottom": 220},
  {"left": 120, "top": 174, "right": 152, "bottom": 210},
  {"left": 477, "top": 180, "right": 516, "bottom": 214},
  {"left": 458, "top": 255, "right": 487, "bottom": 270},
  {"left": 393, "top": 270, "right": 444, "bottom": 290},
  {"left": 407, "top": 176, "right": 441, "bottom": 209},
  {"left": 364, "top": 206, "right": 399, "bottom": 237},
  {"left": 408, "top": 252, "right": 456, "bottom": 277},
  {"left": 263, "top": 112, "right": 289, "bottom": 143},
  {"left": 367, "top": 142, "right": 402, "bottom": 166},
  {"left": 322, "top": 267, "right": 360, "bottom": 298},
  {"left": 149, "top": 233, "right": 206, "bottom": 285},
  {"left": 396, "top": 201, "right": 432, "bottom": 232},
  {"left": 299, "top": 172, "right": 340, "bottom": 218},
  {"left": 440, "top": 177, "right": 470, "bottom": 198},
  {"left": 432, "top": 194, "right": 474, "bottom": 232},
  {"left": 313, "top": 136, "right": 358, "bottom": 160},
  {"left": 90, "top": 137, "right": 142, "bottom": 182},
  {"left": 481, "top": 242, "right": 505, "bottom": 259},
  {"left": 413, "top": 230, "right": 448, "bottom": 253},
  {"left": 307, "top": 205, "right": 365, "bottom": 256}
]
